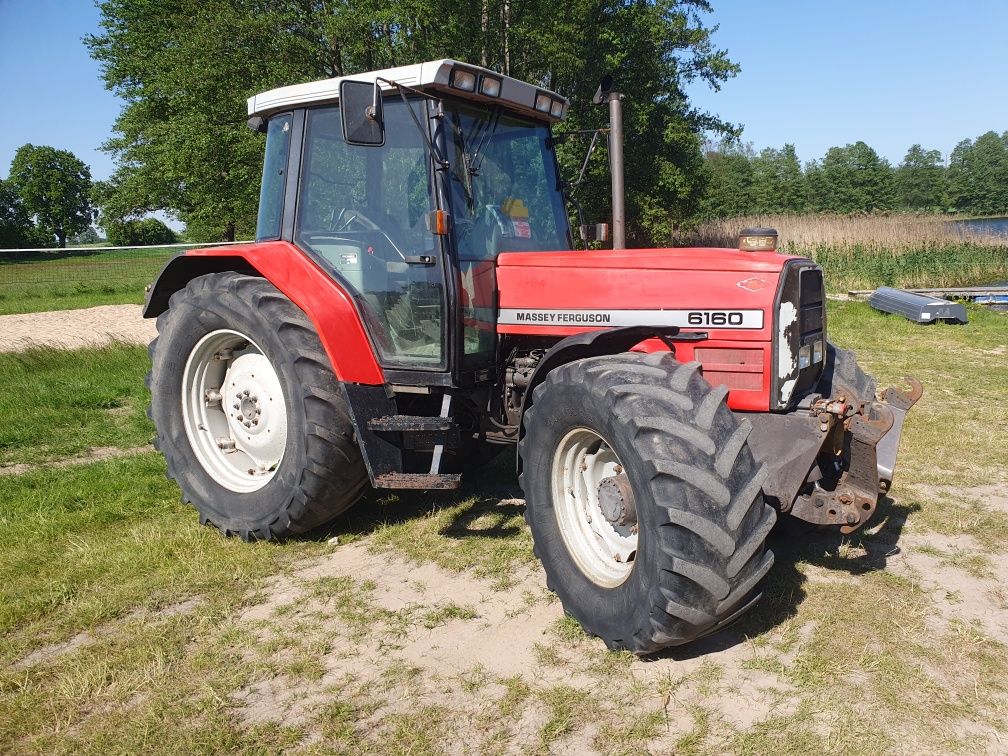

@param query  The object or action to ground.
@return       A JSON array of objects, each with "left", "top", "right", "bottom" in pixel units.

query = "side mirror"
[
  {"left": 339, "top": 80, "right": 384, "bottom": 146},
  {"left": 579, "top": 223, "right": 610, "bottom": 243}
]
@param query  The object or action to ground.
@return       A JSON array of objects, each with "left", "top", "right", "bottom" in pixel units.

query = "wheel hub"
[{"left": 598, "top": 473, "right": 636, "bottom": 528}]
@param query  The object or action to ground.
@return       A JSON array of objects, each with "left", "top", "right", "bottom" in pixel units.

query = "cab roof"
[{"left": 247, "top": 59, "right": 568, "bottom": 124}]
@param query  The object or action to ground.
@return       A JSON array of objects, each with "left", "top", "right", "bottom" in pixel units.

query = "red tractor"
[{"left": 144, "top": 60, "right": 921, "bottom": 653}]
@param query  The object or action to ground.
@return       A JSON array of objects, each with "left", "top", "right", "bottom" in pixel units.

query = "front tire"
[
  {"left": 148, "top": 272, "right": 368, "bottom": 540},
  {"left": 519, "top": 352, "right": 776, "bottom": 654}
]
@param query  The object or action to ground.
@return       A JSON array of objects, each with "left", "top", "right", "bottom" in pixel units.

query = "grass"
[
  {"left": 0, "top": 345, "right": 153, "bottom": 466},
  {"left": 684, "top": 213, "right": 1008, "bottom": 291},
  {"left": 1, "top": 303, "right": 1007, "bottom": 753},
  {"left": 0, "top": 246, "right": 174, "bottom": 315},
  {"left": 828, "top": 300, "right": 1008, "bottom": 486}
]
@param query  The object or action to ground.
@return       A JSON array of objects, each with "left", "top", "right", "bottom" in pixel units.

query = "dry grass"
[
  {"left": 681, "top": 213, "right": 1008, "bottom": 291},
  {"left": 687, "top": 213, "right": 1001, "bottom": 251}
]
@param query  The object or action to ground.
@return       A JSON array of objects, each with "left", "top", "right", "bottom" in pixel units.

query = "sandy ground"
[{"left": 0, "top": 304, "right": 156, "bottom": 352}]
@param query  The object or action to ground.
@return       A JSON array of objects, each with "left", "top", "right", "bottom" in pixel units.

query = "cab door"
[{"left": 295, "top": 99, "right": 448, "bottom": 370}]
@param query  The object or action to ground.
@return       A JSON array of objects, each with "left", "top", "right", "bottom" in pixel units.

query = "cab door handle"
[{"left": 405, "top": 255, "right": 436, "bottom": 266}]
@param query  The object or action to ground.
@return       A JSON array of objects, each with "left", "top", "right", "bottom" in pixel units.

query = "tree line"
[
  {"left": 84, "top": 0, "right": 738, "bottom": 246},
  {"left": 0, "top": 144, "right": 178, "bottom": 249},
  {"left": 699, "top": 131, "right": 1008, "bottom": 219}
]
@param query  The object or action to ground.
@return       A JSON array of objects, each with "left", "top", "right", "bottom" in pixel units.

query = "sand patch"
[{"left": 0, "top": 304, "right": 155, "bottom": 352}]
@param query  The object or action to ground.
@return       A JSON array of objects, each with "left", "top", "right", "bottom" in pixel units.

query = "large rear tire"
[
  {"left": 148, "top": 272, "right": 368, "bottom": 540},
  {"left": 519, "top": 352, "right": 776, "bottom": 654}
]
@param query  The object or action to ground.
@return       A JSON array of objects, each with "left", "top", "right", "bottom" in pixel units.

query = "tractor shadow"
[
  {"left": 658, "top": 494, "right": 921, "bottom": 661},
  {"left": 318, "top": 459, "right": 920, "bottom": 660},
  {"left": 326, "top": 452, "right": 527, "bottom": 542}
]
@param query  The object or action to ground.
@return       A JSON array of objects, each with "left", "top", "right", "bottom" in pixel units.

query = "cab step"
[
  {"left": 367, "top": 415, "right": 456, "bottom": 432},
  {"left": 373, "top": 472, "right": 462, "bottom": 490}
]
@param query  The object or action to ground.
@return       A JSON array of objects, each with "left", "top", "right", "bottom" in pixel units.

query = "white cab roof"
[{"left": 247, "top": 59, "right": 568, "bottom": 123}]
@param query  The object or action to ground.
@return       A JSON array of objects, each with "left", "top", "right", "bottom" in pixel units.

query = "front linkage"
[
  {"left": 748, "top": 345, "right": 923, "bottom": 534},
  {"left": 792, "top": 376, "right": 923, "bottom": 533}
]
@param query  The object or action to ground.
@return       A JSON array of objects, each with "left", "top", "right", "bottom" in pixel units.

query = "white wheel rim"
[
  {"left": 181, "top": 329, "right": 288, "bottom": 493},
  {"left": 551, "top": 428, "right": 637, "bottom": 587}
]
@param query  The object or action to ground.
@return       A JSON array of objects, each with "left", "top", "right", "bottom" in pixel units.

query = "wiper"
[
  {"left": 468, "top": 106, "right": 502, "bottom": 176},
  {"left": 375, "top": 76, "right": 448, "bottom": 169},
  {"left": 448, "top": 112, "right": 477, "bottom": 210}
]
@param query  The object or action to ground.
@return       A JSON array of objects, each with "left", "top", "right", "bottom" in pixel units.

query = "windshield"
[{"left": 446, "top": 104, "right": 571, "bottom": 262}]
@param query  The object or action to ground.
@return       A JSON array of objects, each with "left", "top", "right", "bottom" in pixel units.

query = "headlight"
[
  {"left": 479, "top": 76, "right": 501, "bottom": 97},
  {"left": 450, "top": 69, "right": 477, "bottom": 92},
  {"left": 799, "top": 344, "right": 811, "bottom": 370},
  {"left": 813, "top": 339, "right": 824, "bottom": 365},
  {"left": 550, "top": 99, "right": 564, "bottom": 117},
  {"left": 534, "top": 93, "right": 552, "bottom": 112}
]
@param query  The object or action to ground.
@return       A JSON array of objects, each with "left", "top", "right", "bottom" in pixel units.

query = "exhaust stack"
[{"left": 594, "top": 77, "right": 626, "bottom": 250}]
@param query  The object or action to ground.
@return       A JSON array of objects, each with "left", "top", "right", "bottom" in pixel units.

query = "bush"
[{"left": 105, "top": 218, "right": 177, "bottom": 246}]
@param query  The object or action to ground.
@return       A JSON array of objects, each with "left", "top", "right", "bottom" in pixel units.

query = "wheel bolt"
[
  {"left": 244, "top": 421, "right": 252, "bottom": 428},
  {"left": 237, "top": 414, "right": 244, "bottom": 422},
  {"left": 233, "top": 403, "right": 240, "bottom": 410}
]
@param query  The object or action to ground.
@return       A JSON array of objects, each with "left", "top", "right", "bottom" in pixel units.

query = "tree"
[
  {"left": 806, "top": 141, "right": 894, "bottom": 213},
  {"left": 0, "top": 179, "right": 42, "bottom": 248},
  {"left": 947, "top": 131, "right": 1008, "bottom": 216},
  {"left": 105, "top": 217, "right": 177, "bottom": 246},
  {"left": 7, "top": 144, "right": 95, "bottom": 248},
  {"left": 698, "top": 141, "right": 754, "bottom": 218},
  {"left": 750, "top": 144, "right": 804, "bottom": 214},
  {"left": 895, "top": 144, "right": 945, "bottom": 211},
  {"left": 87, "top": 0, "right": 738, "bottom": 244}
]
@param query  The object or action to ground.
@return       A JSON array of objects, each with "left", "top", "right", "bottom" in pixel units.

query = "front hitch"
[{"left": 789, "top": 376, "right": 922, "bottom": 533}]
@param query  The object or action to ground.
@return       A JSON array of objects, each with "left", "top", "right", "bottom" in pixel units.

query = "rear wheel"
[
  {"left": 148, "top": 272, "right": 368, "bottom": 540},
  {"left": 520, "top": 352, "right": 776, "bottom": 654}
]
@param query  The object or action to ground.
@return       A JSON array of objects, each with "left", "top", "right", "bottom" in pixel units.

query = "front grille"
[{"left": 772, "top": 260, "right": 826, "bottom": 409}]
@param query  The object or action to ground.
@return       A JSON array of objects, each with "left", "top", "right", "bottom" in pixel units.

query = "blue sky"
[{"left": 2, "top": 0, "right": 1008, "bottom": 181}]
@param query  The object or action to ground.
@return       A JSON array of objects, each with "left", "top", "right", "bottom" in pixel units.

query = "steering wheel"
[
  {"left": 328, "top": 207, "right": 406, "bottom": 262},
  {"left": 330, "top": 207, "right": 380, "bottom": 233}
]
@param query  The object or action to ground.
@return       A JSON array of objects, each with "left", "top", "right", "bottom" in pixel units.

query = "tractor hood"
[
  {"left": 495, "top": 246, "right": 801, "bottom": 343},
  {"left": 497, "top": 247, "right": 796, "bottom": 273},
  {"left": 493, "top": 246, "right": 822, "bottom": 413}
]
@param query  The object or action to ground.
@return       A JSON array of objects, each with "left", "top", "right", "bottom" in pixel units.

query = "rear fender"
[{"left": 144, "top": 242, "right": 384, "bottom": 385}]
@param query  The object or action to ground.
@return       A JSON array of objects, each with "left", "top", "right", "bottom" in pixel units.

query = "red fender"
[{"left": 146, "top": 241, "right": 384, "bottom": 385}]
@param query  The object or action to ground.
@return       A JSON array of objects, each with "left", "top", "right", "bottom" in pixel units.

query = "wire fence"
[
  {"left": 0, "top": 241, "right": 252, "bottom": 316},
  {"left": 0, "top": 241, "right": 251, "bottom": 286}
]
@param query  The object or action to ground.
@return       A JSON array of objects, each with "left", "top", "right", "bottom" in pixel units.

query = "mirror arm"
[{"left": 375, "top": 76, "right": 448, "bottom": 169}]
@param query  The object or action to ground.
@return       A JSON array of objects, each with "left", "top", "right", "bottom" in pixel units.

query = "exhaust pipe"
[{"left": 594, "top": 77, "right": 626, "bottom": 250}]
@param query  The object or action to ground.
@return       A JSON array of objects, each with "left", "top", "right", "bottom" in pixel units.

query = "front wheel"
[
  {"left": 519, "top": 352, "right": 776, "bottom": 654},
  {"left": 148, "top": 272, "right": 368, "bottom": 540}
]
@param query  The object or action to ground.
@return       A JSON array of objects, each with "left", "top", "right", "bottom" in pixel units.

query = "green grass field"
[
  {"left": 0, "top": 247, "right": 174, "bottom": 315},
  {"left": 1, "top": 303, "right": 1006, "bottom": 753}
]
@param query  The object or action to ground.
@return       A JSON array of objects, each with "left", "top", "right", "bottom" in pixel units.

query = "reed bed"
[{"left": 681, "top": 214, "right": 1008, "bottom": 292}]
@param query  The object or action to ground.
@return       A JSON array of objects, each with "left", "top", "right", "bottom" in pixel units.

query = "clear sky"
[
  {"left": 685, "top": 0, "right": 1008, "bottom": 165},
  {"left": 2, "top": 0, "right": 1008, "bottom": 181}
]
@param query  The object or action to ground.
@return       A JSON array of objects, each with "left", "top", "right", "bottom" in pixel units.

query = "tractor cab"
[{"left": 247, "top": 60, "right": 572, "bottom": 381}]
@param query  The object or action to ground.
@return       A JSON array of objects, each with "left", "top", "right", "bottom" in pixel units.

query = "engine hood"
[
  {"left": 497, "top": 246, "right": 798, "bottom": 273},
  {"left": 495, "top": 247, "right": 802, "bottom": 344}
]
